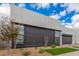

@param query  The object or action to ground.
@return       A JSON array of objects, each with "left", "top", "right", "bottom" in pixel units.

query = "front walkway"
[{"left": 59, "top": 51, "right": 79, "bottom": 56}]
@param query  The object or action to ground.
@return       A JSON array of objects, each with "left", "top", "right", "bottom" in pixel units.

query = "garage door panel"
[
  {"left": 62, "top": 35, "right": 72, "bottom": 44},
  {"left": 24, "top": 26, "right": 55, "bottom": 47}
]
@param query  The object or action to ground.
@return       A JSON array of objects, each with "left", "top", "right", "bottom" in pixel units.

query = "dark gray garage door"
[
  {"left": 24, "top": 26, "right": 55, "bottom": 47},
  {"left": 62, "top": 34, "right": 72, "bottom": 44}
]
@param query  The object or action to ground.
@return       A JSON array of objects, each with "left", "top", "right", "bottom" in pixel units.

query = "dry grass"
[
  {"left": 0, "top": 48, "right": 50, "bottom": 56},
  {"left": 0, "top": 45, "right": 75, "bottom": 56}
]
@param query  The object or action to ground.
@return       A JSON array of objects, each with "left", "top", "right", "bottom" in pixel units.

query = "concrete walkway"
[{"left": 59, "top": 51, "right": 79, "bottom": 56}]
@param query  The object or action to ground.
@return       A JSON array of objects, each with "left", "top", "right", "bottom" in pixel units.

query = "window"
[
  {"left": 19, "top": 25, "right": 24, "bottom": 35},
  {"left": 17, "top": 34, "right": 24, "bottom": 44},
  {"left": 55, "top": 31, "right": 60, "bottom": 37},
  {"left": 17, "top": 25, "right": 24, "bottom": 44},
  {"left": 55, "top": 31, "right": 60, "bottom": 45}
]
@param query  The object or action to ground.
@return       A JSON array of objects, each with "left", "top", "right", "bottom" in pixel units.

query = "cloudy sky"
[
  {"left": 0, "top": 3, "right": 10, "bottom": 15},
  {"left": 1, "top": 3, "right": 79, "bottom": 29}
]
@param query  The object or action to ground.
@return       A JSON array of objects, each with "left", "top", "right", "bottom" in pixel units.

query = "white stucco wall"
[
  {"left": 73, "top": 29, "right": 79, "bottom": 44},
  {"left": 62, "top": 27, "right": 73, "bottom": 35},
  {"left": 62, "top": 27, "right": 79, "bottom": 44},
  {"left": 10, "top": 5, "right": 61, "bottom": 30}
]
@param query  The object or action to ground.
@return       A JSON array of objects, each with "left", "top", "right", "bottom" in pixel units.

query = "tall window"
[
  {"left": 55, "top": 31, "right": 60, "bottom": 45},
  {"left": 17, "top": 25, "right": 24, "bottom": 44},
  {"left": 55, "top": 31, "right": 60, "bottom": 37}
]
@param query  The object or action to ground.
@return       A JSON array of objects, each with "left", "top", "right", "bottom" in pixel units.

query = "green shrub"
[
  {"left": 39, "top": 48, "right": 45, "bottom": 54},
  {"left": 23, "top": 51, "right": 31, "bottom": 56},
  {"left": 51, "top": 44, "right": 56, "bottom": 48}
]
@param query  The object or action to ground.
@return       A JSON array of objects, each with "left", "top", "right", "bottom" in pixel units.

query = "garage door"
[
  {"left": 62, "top": 34, "right": 72, "bottom": 44},
  {"left": 24, "top": 26, "right": 55, "bottom": 47}
]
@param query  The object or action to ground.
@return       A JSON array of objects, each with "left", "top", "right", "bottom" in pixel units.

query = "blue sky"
[{"left": 14, "top": 3, "right": 79, "bottom": 29}]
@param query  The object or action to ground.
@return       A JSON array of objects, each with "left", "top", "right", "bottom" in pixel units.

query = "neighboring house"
[{"left": 10, "top": 4, "right": 79, "bottom": 48}]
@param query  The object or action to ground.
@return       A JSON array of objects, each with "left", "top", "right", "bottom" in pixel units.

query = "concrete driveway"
[{"left": 59, "top": 51, "right": 79, "bottom": 56}]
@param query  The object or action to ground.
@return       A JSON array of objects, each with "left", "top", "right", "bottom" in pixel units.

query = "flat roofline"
[
  {"left": 11, "top": 5, "right": 61, "bottom": 30},
  {"left": 15, "top": 5, "right": 61, "bottom": 22},
  {"left": 13, "top": 22, "right": 61, "bottom": 32}
]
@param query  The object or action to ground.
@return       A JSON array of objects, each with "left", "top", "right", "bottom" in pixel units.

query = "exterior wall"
[
  {"left": 73, "top": 29, "right": 79, "bottom": 44},
  {"left": 62, "top": 27, "right": 73, "bottom": 35},
  {"left": 10, "top": 4, "right": 61, "bottom": 31},
  {"left": 61, "top": 27, "right": 78, "bottom": 45},
  {"left": 14, "top": 24, "right": 61, "bottom": 48}
]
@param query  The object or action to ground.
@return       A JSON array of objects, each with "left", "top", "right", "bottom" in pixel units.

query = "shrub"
[
  {"left": 51, "top": 44, "right": 56, "bottom": 48},
  {"left": 39, "top": 48, "right": 45, "bottom": 54},
  {"left": 0, "top": 41, "right": 7, "bottom": 49},
  {"left": 34, "top": 47, "right": 38, "bottom": 49},
  {"left": 23, "top": 51, "right": 31, "bottom": 56},
  {"left": 20, "top": 48, "right": 24, "bottom": 50}
]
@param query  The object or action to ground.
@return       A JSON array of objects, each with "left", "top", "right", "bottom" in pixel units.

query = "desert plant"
[
  {"left": 20, "top": 48, "right": 24, "bottom": 50},
  {"left": 0, "top": 41, "right": 8, "bottom": 50},
  {"left": 39, "top": 48, "right": 45, "bottom": 54},
  {"left": 51, "top": 44, "right": 56, "bottom": 48},
  {"left": 0, "top": 17, "right": 19, "bottom": 52},
  {"left": 23, "top": 51, "right": 31, "bottom": 56},
  {"left": 34, "top": 46, "right": 38, "bottom": 49}
]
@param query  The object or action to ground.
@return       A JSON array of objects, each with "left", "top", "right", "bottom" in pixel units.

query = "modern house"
[{"left": 10, "top": 4, "right": 78, "bottom": 48}]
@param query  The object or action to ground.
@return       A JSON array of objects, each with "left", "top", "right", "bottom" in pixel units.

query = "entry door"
[{"left": 62, "top": 34, "right": 72, "bottom": 44}]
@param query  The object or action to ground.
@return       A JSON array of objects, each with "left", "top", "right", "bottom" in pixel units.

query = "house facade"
[{"left": 10, "top": 4, "right": 78, "bottom": 48}]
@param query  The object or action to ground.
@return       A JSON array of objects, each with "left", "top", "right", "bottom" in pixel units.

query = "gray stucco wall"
[{"left": 10, "top": 4, "right": 61, "bottom": 31}]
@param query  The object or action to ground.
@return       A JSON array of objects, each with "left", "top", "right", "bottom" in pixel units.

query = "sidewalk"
[{"left": 59, "top": 51, "right": 79, "bottom": 56}]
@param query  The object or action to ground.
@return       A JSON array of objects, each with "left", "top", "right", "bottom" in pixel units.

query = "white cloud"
[
  {"left": 74, "top": 22, "right": 79, "bottom": 29},
  {"left": 60, "top": 4, "right": 67, "bottom": 7},
  {"left": 62, "top": 20, "right": 65, "bottom": 23},
  {"left": 18, "top": 3, "right": 26, "bottom": 7},
  {"left": 64, "top": 23, "right": 73, "bottom": 29},
  {"left": 30, "top": 3, "right": 36, "bottom": 9},
  {"left": 61, "top": 21, "right": 73, "bottom": 29},
  {"left": 30, "top": 3, "right": 50, "bottom": 9},
  {"left": 53, "top": 3, "right": 58, "bottom": 6},
  {"left": 71, "top": 14, "right": 79, "bottom": 23},
  {"left": 50, "top": 3, "right": 79, "bottom": 29},
  {"left": 50, "top": 10, "right": 66, "bottom": 20},
  {"left": 63, "top": 3, "right": 79, "bottom": 13},
  {"left": 0, "top": 3, "right": 10, "bottom": 16},
  {"left": 59, "top": 10, "right": 66, "bottom": 16},
  {"left": 65, "top": 25, "right": 73, "bottom": 29},
  {"left": 57, "top": 3, "right": 79, "bottom": 13},
  {"left": 71, "top": 14, "right": 79, "bottom": 29},
  {"left": 50, "top": 14, "right": 60, "bottom": 19},
  {"left": 62, "top": 14, "right": 79, "bottom": 29}
]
